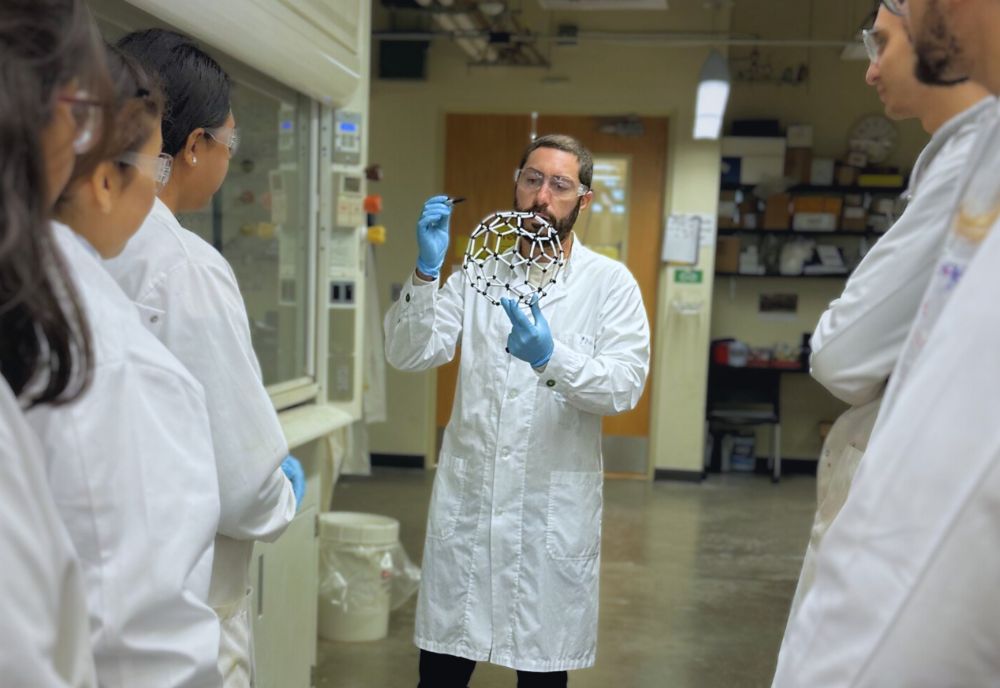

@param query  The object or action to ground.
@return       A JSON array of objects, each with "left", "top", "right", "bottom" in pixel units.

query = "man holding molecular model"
[{"left": 385, "top": 134, "right": 650, "bottom": 687}]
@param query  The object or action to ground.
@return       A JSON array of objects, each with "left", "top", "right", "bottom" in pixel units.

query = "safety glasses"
[
  {"left": 514, "top": 168, "right": 589, "bottom": 201},
  {"left": 204, "top": 125, "right": 240, "bottom": 158},
  {"left": 881, "top": 0, "right": 906, "bottom": 16},
  {"left": 116, "top": 151, "right": 173, "bottom": 191},
  {"left": 862, "top": 29, "right": 884, "bottom": 65},
  {"left": 58, "top": 90, "right": 103, "bottom": 155}
]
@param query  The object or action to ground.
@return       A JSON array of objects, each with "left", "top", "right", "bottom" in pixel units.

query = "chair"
[{"left": 705, "top": 365, "right": 782, "bottom": 483}]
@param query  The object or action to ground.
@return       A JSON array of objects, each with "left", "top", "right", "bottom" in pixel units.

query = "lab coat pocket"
[
  {"left": 134, "top": 302, "right": 166, "bottom": 339},
  {"left": 555, "top": 331, "right": 596, "bottom": 356},
  {"left": 426, "top": 454, "right": 469, "bottom": 541},
  {"left": 545, "top": 471, "right": 603, "bottom": 561}
]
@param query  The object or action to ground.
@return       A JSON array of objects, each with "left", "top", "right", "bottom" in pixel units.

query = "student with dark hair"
[
  {"left": 28, "top": 44, "right": 225, "bottom": 687},
  {"left": 0, "top": 0, "right": 110, "bottom": 684},
  {"left": 109, "top": 29, "right": 301, "bottom": 687}
]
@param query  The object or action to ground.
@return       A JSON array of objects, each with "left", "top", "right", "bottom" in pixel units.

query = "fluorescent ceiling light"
[{"left": 693, "top": 50, "right": 730, "bottom": 140}]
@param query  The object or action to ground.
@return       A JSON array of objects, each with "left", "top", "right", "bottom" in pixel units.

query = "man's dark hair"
[
  {"left": 518, "top": 134, "right": 593, "bottom": 189},
  {"left": 117, "top": 29, "right": 231, "bottom": 157}
]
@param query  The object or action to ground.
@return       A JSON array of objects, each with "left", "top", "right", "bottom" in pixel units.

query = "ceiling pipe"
[{"left": 373, "top": 30, "right": 854, "bottom": 49}]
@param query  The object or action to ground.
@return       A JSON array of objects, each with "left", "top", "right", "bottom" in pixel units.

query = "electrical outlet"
[{"left": 328, "top": 280, "right": 355, "bottom": 305}]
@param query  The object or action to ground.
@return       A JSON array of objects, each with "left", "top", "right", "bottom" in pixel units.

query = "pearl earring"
[{"left": 192, "top": 156, "right": 197, "bottom": 165}]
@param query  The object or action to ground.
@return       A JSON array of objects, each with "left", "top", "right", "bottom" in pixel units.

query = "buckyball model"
[{"left": 461, "top": 210, "right": 566, "bottom": 307}]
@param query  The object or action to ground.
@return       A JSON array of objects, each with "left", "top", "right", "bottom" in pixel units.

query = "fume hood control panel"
[{"left": 333, "top": 110, "right": 363, "bottom": 166}]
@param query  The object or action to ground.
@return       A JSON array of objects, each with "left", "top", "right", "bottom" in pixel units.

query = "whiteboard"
[{"left": 662, "top": 213, "right": 713, "bottom": 264}]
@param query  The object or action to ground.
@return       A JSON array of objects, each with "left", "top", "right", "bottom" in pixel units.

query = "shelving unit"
[
  {"left": 718, "top": 228, "right": 883, "bottom": 238},
  {"left": 716, "top": 272, "right": 849, "bottom": 279},
  {"left": 721, "top": 183, "right": 906, "bottom": 196}
]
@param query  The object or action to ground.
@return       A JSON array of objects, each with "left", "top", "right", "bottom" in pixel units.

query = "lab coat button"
[
  {"left": 509, "top": 388, "right": 519, "bottom": 399},
  {"left": 546, "top": 379, "right": 556, "bottom": 388},
  {"left": 150, "top": 315, "right": 159, "bottom": 324},
  {"left": 405, "top": 294, "right": 411, "bottom": 303}
]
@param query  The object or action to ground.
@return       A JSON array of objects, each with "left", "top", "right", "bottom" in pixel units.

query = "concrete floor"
[{"left": 317, "top": 468, "right": 816, "bottom": 688}]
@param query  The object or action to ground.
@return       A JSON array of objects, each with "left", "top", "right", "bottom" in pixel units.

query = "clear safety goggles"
[
  {"left": 117, "top": 151, "right": 173, "bottom": 191},
  {"left": 514, "top": 168, "right": 589, "bottom": 201},
  {"left": 862, "top": 29, "right": 884, "bottom": 65},
  {"left": 881, "top": 0, "right": 905, "bottom": 16},
  {"left": 58, "top": 90, "right": 104, "bottom": 155},
  {"left": 205, "top": 125, "right": 240, "bottom": 158}
]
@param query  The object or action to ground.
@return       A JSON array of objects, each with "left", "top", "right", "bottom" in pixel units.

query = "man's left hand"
[{"left": 501, "top": 295, "right": 553, "bottom": 368}]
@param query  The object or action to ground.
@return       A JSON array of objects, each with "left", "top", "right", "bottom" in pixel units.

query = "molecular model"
[{"left": 462, "top": 210, "right": 566, "bottom": 306}]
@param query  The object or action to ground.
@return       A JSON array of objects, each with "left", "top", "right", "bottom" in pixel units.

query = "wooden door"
[{"left": 438, "top": 114, "right": 668, "bottom": 466}]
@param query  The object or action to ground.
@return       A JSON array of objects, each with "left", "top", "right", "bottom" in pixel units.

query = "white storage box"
[
  {"left": 786, "top": 124, "right": 814, "bottom": 148},
  {"left": 793, "top": 212, "right": 839, "bottom": 232}
]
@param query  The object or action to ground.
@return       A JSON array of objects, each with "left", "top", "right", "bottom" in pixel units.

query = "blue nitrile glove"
[
  {"left": 501, "top": 295, "right": 554, "bottom": 369},
  {"left": 415, "top": 195, "right": 453, "bottom": 279},
  {"left": 281, "top": 455, "right": 306, "bottom": 511}
]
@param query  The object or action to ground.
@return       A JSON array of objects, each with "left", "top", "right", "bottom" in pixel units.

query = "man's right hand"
[{"left": 415, "top": 195, "right": 452, "bottom": 280}]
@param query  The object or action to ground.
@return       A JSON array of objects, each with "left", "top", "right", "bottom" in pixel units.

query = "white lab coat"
[
  {"left": 385, "top": 238, "right": 650, "bottom": 672},
  {"left": 104, "top": 198, "right": 295, "bottom": 684},
  {"left": 810, "top": 96, "right": 993, "bottom": 407},
  {"left": 781, "top": 98, "right": 994, "bottom": 633},
  {"left": 880, "top": 97, "right": 1000, "bottom": 416},
  {"left": 772, "top": 208, "right": 1000, "bottom": 688},
  {"left": 0, "top": 379, "right": 96, "bottom": 688},
  {"left": 28, "top": 223, "right": 222, "bottom": 687}
]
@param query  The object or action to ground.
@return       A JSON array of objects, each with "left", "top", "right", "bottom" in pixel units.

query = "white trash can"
[{"left": 318, "top": 512, "right": 399, "bottom": 642}]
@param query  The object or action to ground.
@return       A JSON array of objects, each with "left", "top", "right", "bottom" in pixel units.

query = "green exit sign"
[{"left": 674, "top": 269, "right": 703, "bottom": 284}]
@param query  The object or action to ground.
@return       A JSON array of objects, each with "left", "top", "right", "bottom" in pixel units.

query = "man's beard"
[
  {"left": 514, "top": 197, "right": 583, "bottom": 241},
  {"left": 914, "top": 0, "right": 970, "bottom": 86}
]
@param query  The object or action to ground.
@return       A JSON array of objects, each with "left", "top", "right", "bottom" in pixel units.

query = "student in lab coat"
[
  {"left": 385, "top": 135, "right": 650, "bottom": 686},
  {"left": 0, "top": 2, "right": 112, "bottom": 684},
  {"left": 774, "top": 0, "right": 1000, "bottom": 684},
  {"left": 37, "top": 46, "right": 224, "bottom": 687},
  {"left": 107, "top": 29, "right": 301, "bottom": 686},
  {"left": 782, "top": 1, "right": 992, "bottom": 630}
]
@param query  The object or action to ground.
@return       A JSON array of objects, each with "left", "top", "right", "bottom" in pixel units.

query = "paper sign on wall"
[{"left": 663, "top": 214, "right": 713, "bottom": 264}]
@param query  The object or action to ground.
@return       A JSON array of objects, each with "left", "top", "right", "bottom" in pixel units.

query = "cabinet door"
[{"left": 251, "top": 505, "right": 318, "bottom": 688}]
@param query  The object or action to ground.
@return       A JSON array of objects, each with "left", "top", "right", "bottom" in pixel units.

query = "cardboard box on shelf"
[
  {"left": 842, "top": 206, "right": 868, "bottom": 231},
  {"left": 784, "top": 148, "right": 812, "bottom": 184},
  {"left": 716, "top": 236, "right": 741, "bottom": 273},
  {"left": 811, "top": 158, "right": 836, "bottom": 186},
  {"left": 722, "top": 137, "right": 787, "bottom": 185},
  {"left": 739, "top": 156, "right": 785, "bottom": 185},
  {"left": 846, "top": 150, "right": 868, "bottom": 168},
  {"left": 722, "top": 136, "right": 787, "bottom": 157},
  {"left": 718, "top": 190, "right": 740, "bottom": 229},
  {"left": 837, "top": 164, "right": 860, "bottom": 187},
  {"left": 843, "top": 192, "right": 865, "bottom": 208},
  {"left": 793, "top": 196, "right": 844, "bottom": 216},
  {"left": 793, "top": 212, "right": 839, "bottom": 232},
  {"left": 764, "top": 193, "right": 792, "bottom": 229}
]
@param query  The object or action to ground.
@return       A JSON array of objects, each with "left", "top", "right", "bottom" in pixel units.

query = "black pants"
[{"left": 417, "top": 650, "right": 569, "bottom": 688}]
